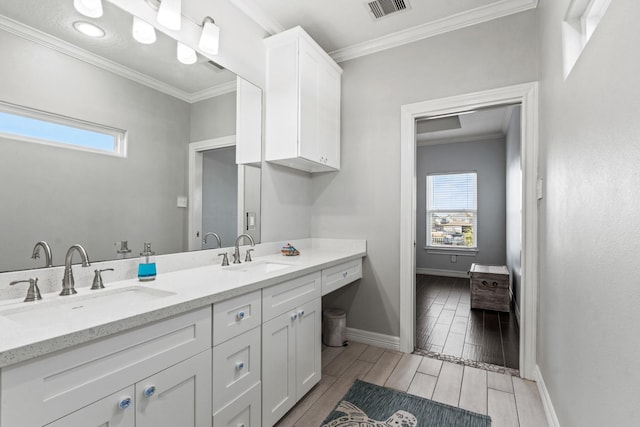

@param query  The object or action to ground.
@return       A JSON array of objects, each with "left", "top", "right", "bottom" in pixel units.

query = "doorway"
[{"left": 399, "top": 83, "right": 539, "bottom": 380}]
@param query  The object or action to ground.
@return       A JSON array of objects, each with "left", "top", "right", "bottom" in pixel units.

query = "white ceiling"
[
  {"left": 416, "top": 105, "right": 516, "bottom": 146},
  {"left": 0, "top": 0, "right": 236, "bottom": 101}
]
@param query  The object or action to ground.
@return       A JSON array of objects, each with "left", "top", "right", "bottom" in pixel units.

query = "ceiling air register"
[{"left": 367, "top": 0, "right": 409, "bottom": 19}]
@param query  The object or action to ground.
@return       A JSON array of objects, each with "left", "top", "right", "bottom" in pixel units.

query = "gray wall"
[
  {"left": 505, "top": 107, "right": 522, "bottom": 311},
  {"left": 202, "top": 147, "right": 237, "bottom": 248},
  {"left": 416, "top": 139, "right": 507, "bottom": 273},
  {"left": 538, "top": 1, "right": 640, "bottom": 424},
  {"left": 190, "top": 92, "right": 237, "bottom": 142},
  {"left": 0, "top": 29, "right": 189, "bottom": 271},
  {"left": 314, "top": 11, "right": 538, "bottom": 337}
]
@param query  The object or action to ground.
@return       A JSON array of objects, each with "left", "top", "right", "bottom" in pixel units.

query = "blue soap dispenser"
[{"left": 138, "top": 242, "right": 156, "bottom": 281}]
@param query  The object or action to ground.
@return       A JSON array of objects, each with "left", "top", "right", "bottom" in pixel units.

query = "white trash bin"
[{"left": 323, "top": 309, "right": 347, "bottom": 347}]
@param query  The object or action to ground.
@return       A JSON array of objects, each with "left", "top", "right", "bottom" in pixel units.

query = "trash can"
[{"left": 323, "top": 309, "right": 347, "bottom": 347}]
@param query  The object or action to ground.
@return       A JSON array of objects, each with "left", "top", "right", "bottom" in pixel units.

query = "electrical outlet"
[{"left": 450, "top": 255, "right": 457, "bottom": 263}]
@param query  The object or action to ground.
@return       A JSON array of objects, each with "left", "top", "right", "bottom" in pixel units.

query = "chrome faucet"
[
  {"left": 31, "top": 241, "right": 53, "bottom": 268},
  {"left": 60, "top": 244, "right": 91, "bottom": 296},
  {"left": 203, "top": 232, "right": 222, "bottom": 249},
  {"left": 233, "top": 234, "right": 255, "bottom": 264}
]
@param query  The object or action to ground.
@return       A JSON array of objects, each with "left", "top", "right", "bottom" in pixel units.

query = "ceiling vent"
[{"left": 367, "top": 0, "right": 409, "bottom": 20}]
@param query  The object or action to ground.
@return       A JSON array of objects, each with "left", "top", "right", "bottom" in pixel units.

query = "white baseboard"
[
  {"left": 346, "top": 327, "right": 400, "bottom": 351},
  {"left": 416, "top": 268, "right": 469, "bottom": 278},
  {"left": 534, "top": 365, "right": 561, "bottom": 427}
]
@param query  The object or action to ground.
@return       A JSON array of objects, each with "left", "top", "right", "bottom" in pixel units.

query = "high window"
[
  {"left": 0, "top": 102, "right": 126, "bottom": 157},
  {"left": 426, "top": 172, "right": 477, "bottom": 248}
]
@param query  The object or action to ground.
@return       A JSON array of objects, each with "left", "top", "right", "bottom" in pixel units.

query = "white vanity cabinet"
[
  {"left": 0, "top": 307, "right": 212, "bottom": 427},
  {"left": 265, "top": 26, "right": 342, "bottom": 173},
  {"left": 261, "top": 273, "right": 322, "bottom": 427},
  {"left": 212, "top": 290, "right": 262, "bottom": 427}
]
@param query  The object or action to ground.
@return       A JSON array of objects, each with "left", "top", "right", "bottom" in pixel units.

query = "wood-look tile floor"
[
  {"left": 275, "top": 343, "right": 548, "bottom": 426},
  {"left": 416, "top": 275, "right": 520, "bottom": 370}
]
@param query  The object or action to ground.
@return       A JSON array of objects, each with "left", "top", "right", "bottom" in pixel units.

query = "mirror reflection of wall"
[
  {"left": 202, "top": 147, "right": 237, "bottom": 249},
  {"left": 0, "top": 0, "right": 261, "bottom": 272}
]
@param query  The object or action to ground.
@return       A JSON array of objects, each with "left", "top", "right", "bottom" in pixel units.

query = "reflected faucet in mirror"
[
  {"left": 60, "top": 244, "right": 91, "bottom": 296},
  {"left": 203, "top": 232, "right": 222, "bottom": 249},
  {"left": 31, "top": 241, "right": 53, "bottom": 268}
]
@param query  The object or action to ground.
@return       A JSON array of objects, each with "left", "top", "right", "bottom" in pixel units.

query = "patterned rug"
[{"left": 322, "top": 380, "right": 491, "bottom": 427}]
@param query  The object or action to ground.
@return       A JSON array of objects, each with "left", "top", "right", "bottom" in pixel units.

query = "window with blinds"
[{"left": 426, "top": 172, "right": 477, "bottom": 248}]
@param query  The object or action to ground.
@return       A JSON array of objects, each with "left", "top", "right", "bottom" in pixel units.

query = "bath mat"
[{"left": 322, "top": 380, "right": 491, "bottom": 426}]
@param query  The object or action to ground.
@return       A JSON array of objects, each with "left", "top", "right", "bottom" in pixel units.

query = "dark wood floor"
[{"left": 416, "top": 274, "right": 519, "bottom": 369}]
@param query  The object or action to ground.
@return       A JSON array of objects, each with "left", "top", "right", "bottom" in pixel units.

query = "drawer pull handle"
[
  {"left": 481, "top": 280, "right": 499, "bottom": 288},
  {"left": 236, "top": 311, "right": 245, "bottom": 320},
  {"left": 299, "top": 310, "right": 305, "bottom": 317},
  {"left": 236, "top": 361, "right": 245, "bottom": 370},
  {"left": 143, "top": 385, "right": 156, "bottom": 397},
  {"left": 118, "top": 397, "right": 132, "bottom": 410},
  {"left": 342, "top": 272, "right": 348, "bottom": 278},
  {"left": 291, "top": 312, "right": 298, "bottom": 320}
]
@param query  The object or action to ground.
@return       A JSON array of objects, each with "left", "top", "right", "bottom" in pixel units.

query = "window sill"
[{"left": 424, "top": 247, "right": 479, "bottom": 256}]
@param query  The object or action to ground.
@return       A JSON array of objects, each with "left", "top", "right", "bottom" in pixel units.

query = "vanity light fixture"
[
  {"left": 198, "top": 17, "right": 220, "bottom": 55},
  {"left": 73, "top": 21, "right": 105, "bottom": 38},
  {"left": 132, "top": 16, "right": 156, "bottom": 44},
  {"left": 177, "top": 41, "right": 197, "bottom": 65},
  {"left": 73, "top": 0, "right": 103, "bottom": 18},
  {"left": 157, "top": 0, "right": 181, "bottom": 31}
]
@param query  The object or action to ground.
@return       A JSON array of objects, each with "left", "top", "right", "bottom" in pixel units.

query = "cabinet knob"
[
  {"left": 291, "top": 312, "right": 298, "bottom": 320},
  {"left": 342, "top": 271, "right": 348, "bottom": 278},
  {"left": 237, "top": 424, "right": 245, "bottom": 427},
  {"left": 118, "top": 397, "right": 132, "bottom": 410},
  {"left": 299, "top": 310, "right": 305, "bottom": 318},
  {"left": 236, "top": 361, "right": 245, "bottom": 370},
  {"left": 236, "top": 311, "right": 245, "bottom": 320},
  {"left": 143, "top": 385, "right": 156, "bottom": 397}
]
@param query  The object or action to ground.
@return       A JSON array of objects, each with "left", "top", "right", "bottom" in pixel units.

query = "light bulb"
[
  {"left": 73, "top": 21, "right": 105, "bottom": 38},
  {"left": 177, "top": 42, "right": 197, "bottom": 65},
  {"left": 132, "top": 16, "right": 156, "bottom": 44},
  {"left": 198, "top": 18, "right": 220, "bottom": 55},
  {"left": 73, "top": 0, "right": 103, "bottom": 18},
  {"left": 157, "top": 0, "right": 181, "bottom": 31}
]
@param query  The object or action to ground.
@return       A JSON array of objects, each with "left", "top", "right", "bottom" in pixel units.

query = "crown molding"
[
  {"left": 0, "top": 15, "right": 232, "bottom": 103},
  {"left": 228, "top": 0, "right": 284, "bottom": 35},
  {"left": 329, "top": 0, "right": 539, "bottom": 63},
  {"left": 187, "top": 80, "right": 237, "bottom": 103}
]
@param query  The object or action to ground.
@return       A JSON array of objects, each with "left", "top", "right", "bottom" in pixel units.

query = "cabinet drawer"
[
  {"left": 321, "top": 259, "right": 362, "bottom": 296},
  {"left": 1, "top": 307, "right": 211, "bottom": 427},
  {"left": 262, "top": 272, "right": 321, "bottom": 322},
  {"left": 213, "top": 327, "right": 261, "bottom": 413},
  {"left": 45, "top": 386, "right": 135, "bottom": 427},
  {"left": 213, "top": 290, "right": 261, "bottom": 345},
  {"left": 213, "top": 382, "right": 261, "bottom": 427}
]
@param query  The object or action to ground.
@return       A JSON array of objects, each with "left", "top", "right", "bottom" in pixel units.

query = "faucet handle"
[
  {"left": 245, "top": 249, "right": 254, "bottom": 262},
  {"left": 91, "top": 268, "right": 114, "bottom": 290},
  {"left": 10, "top": 278, "right": 42, "bottom": 302},
  {"left": 218, "top": 252, "right": 229, "bottom": 266}
]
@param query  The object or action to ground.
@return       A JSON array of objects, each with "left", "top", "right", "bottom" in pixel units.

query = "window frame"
[
  {"left": 426, "top": 171, "right": 478, "bottom": 250},
  {"left": 0, "top": 101, "right": 127, "bottom": 157}
]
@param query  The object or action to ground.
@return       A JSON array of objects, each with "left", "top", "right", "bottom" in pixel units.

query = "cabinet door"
[
  {"left": 261, "top": 311, "right": 296, "bottom": 427},
  {"left": 45, "top": 386, "right": 135, "bottom": 427},
  {"left": 317, "top": 63, "right": 341, "bottom": 170},
  {"left": 298, "top": 37, "right": 322, "bottom": 165},
  {"left": 136, "top": 349, "right": 212, "bottom": 427},
  {"left": 236, "top": 77, "right": 262, "bottom": 165},
  {"left": 295, "top": 298, "right": 322, "bottom": 399}
]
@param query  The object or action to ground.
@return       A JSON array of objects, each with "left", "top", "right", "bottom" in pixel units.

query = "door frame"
[
  {"left": 188, "top": 135, "right": 243, "bottom": 251},
  {"left": 399, "top": 82, "right": 539, "bottom": 379}
]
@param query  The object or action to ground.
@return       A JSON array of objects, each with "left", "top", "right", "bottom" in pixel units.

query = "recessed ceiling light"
[{"left": 73, "top": 21, "right": 105, "bottom": 38}]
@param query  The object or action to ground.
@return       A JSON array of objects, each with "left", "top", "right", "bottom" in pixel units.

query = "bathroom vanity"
[{"left": 0, "top": 239, "right": 365, "bottom": 427}]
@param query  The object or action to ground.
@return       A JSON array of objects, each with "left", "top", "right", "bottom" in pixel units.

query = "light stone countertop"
[{"left": 0, "top": 239, "right": 366, "bottom": 368}]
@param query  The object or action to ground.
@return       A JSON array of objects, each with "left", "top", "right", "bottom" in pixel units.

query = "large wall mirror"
[{"left": 0, "top": 0, "right": 261, "bottom": 272}]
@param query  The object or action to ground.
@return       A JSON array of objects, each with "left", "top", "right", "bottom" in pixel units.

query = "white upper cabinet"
[
  {"left": 236, "top": 77, "right": 263, "bottom": 165},
  {"left": 265, "top": 26, "right": 342, "bottom": 173}
]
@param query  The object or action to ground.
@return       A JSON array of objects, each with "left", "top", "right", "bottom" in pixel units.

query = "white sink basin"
[
  {"left": 0, "top": 286, "right": 176, "bottom": 327},
  {"left": 224, "top": 260, "right": 293, "bottom": 274}
]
